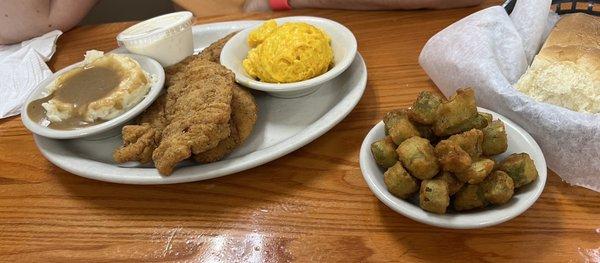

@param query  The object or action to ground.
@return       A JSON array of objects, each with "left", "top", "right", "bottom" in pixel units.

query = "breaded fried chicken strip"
[
  {"left": 152, "top": 64, "right": 234, "bottom": 175},
  {"left": 114, "top": 123, "right": 160, "bottom": 164},
  {"left": 114, "top": 61, "right": 235, "bottom": 175},
  {"left": 114, "top": 33, "right": 245, "bottom": 175},
  {"left": 197, "top": 32, "right": 237, "bottom": 63},
  {"left": 113, "top": 95, "right": 168, "bottom": 164},
  {"left": 194, "top": 84, "right": 257, "bottom": 163}
]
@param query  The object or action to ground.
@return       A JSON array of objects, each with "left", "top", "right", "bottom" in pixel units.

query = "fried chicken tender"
[
  {"left": 194, "top": 84, "right": 258, "bottom": 163},
  {"left": 114, "top": 123, "right": 160, "bottom": 164},
  {"left": 114, "top": 62, "right": 234, "bottom": 175},
  {"left": 113, "top": 95, "right": 168, "bottom": 164},
  {"left": 197, "top": 32, "right": 237, "bottom": 62},
  {"left": 152, "top": 64, "right": 234, "bottom": 175},
  {"left": 114, "top": 33, "right": 259, "bottom": 175}
]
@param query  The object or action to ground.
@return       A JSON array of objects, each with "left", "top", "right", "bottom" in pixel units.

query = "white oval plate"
[
  {"left": 220, "top": 16, "right": 357, "bottom": 98},
  {"left": 359, "top": 108, "right": 547, "bottom": 229},
  {"left": 22, "top": 54, "right": 165, "bottom": 139},
  {"left": 33, "top": 21, "right": 367, "bottom": 184}
]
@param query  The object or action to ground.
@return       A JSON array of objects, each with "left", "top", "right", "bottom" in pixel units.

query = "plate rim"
[
  {"left": 33, "top": 21, "right": 368, "bottom": 185},
  {"left": 359, "top": 107, "right": 548, "bottom": 229}
]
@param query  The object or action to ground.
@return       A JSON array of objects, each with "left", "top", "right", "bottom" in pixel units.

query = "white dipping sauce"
[{"left": 117, "top": 12, "right": 194, "bottom": 67}]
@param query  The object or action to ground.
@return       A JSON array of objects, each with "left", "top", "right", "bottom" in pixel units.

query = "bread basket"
[
  {"left": 419, "top": 0, "right": 600, "bottom": 192},
  {"left": 504, "top": 0, "right": 600, "bottom": 15}
]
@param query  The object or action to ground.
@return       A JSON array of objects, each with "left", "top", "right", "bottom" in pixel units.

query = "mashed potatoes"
[
  {"left": 41, "top": 50, "right": 151, "bottom": 127},
  {"left": 243, "top": 20, "right": 333, "bottom": 83}
]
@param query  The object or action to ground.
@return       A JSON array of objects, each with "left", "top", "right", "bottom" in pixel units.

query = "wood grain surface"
[{"left": 1, "top": 2, "right": 599, "bottom": 262}]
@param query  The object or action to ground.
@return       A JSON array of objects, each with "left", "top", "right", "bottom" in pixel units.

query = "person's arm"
[
  {"left": 0, "top": 0, "right": 98, "bottom": 45},
  {"left": 244, "top": 0, "right": 484, "bottom": 12}
]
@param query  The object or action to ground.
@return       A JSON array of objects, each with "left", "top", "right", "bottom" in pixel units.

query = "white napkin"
[
  {"left": 419, "top": 0, "right": 600, "bottom": 192},
  {"left": 0, "top": 30, "right": 62, "bottom": 118}
]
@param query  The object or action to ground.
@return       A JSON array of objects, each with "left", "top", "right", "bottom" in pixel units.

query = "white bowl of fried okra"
[{"left": 359, "top": 88, "right": 547, "bottom": 229}]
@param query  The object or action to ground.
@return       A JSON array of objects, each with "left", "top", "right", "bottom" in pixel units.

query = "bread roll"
[{"left": 514, "top": 13, "right": 600, "bottom": 113}]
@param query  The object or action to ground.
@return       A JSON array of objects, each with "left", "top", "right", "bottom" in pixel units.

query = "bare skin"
[
  {"left": 0, "top": 0, "right": 98, "bottom": 45},
  {"left": 244, "top": 0, "right": 484, "bottom": 12}
]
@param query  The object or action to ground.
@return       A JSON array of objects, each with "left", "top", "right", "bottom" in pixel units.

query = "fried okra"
[
  {"left": 481, "top": 170, "right": 514, "bottom": 205},
  {"left": 480, "top": 112, "right": 493, "bottom": 124},
  {"left": 414, "top": 123, "right": 438, "bottom": 143},
  {"left": 447, "top": 129, "right": 484, "bottom": 159},
  {"left": 383, "top": 109, "right": 421, "bottom": 145},
  {"left": 433, "top": 88, "right": 478, "bottom": 136},
  {"left": 435, "top": 140, "right": 472, "bottom": 173},
  {"left": 372, "top": 88, "right": 538, "bottom": 214},
  {"left": 436, "top": 171, "right": 464, "bottom": 195},
  {"left": 442, "top": 112, "right": 490, "bottom": 136},
  {"left": 396, "top": 137, "right": 440, "bottom": 180},
  {"left": 454, "top": 184, "right": 487, "bottom": 211},
  {"left": 419, "top": 179, "right": 450, "bottom": 214},
  {"left": 409, "top": 91, "right": 443, "bottom": 125},
  {"left": 482, "top": 120, "right": 508, "bottom": 156},
  {"left": 498, "top": 153, "right": 538, "bottom": 188},
  {"left": 371, "top": 136, "right": 398, "bottom": 168},
  {"left": 384, "top": 162, "right": 419, "bottom": 199},
  {"left": 455, "top": 158, "right": 495, "bottom": 184}
]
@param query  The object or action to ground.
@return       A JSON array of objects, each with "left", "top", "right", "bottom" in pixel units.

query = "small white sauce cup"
[{"left": 117, "top": 11, "right": 194, "bottom": 67}]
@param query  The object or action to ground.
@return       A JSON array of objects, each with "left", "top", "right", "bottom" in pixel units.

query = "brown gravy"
[{"left": 27, "top": 65, "right": 122, "bottom": 130}]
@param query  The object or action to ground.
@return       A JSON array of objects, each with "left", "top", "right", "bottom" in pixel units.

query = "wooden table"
[{"left": 1, "top": 2, "right": 598, "bottom": 262}]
